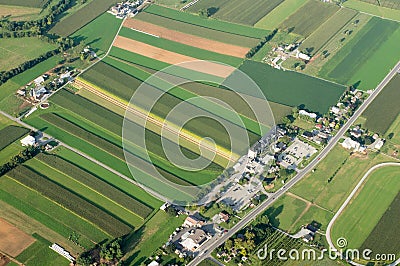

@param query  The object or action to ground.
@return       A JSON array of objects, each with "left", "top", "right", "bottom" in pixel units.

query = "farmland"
[
  {"left": 50, "top": 0, "right": 119, "bottom": 36},
  {"left": 0, "top": 125, "right": 29, "bottom": 150},
  {"left": 143, "top": 5, "right": 268, "bottom": 38},
  {"left": 330, "top": 165, "right": 400, "bottom": 250},
  {"left": 362, "top": 74, "right": 400, "bottom": 134},
  {"left": 187, "top": 0, "right": 284, "bottom": 25},
  {"left": 359, "top": 0, "right": 400, "bottom": 9},
  {"left": 299, "top": 8, "right": 358, "bottom": 56},
  {"left": 319, "top": 17, "right": 400, "bottom": 89},
  {"left": 0, "top": 5, "right": 41, "bottom": 21},
  {"left": 254, "top": 0, "right": 309, "bottom": 30},
  {"left": 228, "top": 60, "right": 346, "bottom": 114},
  {"left": 0, "top": 0, "right": 47, "bottom": 8},
  {"left": 135, "top": 12, "right": 259, "bottom": 47},
  {"left": 279, "top": 0, "right": 339, "bottom": 37},
  {"left": 344, "top": 0, "right": 400, "bottom": 21}
]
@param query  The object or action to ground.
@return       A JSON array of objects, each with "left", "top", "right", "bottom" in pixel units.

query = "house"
[
  {"left": 374, "top": 139, "right": 384, "bottom": 150},
  {"left": 341, "top": 137, "right": 360, "bottom": 151},
  {"left": 180, "top": 229, "right": 208, "bottom": 251},
  {"left": 219, "top": 212, "right": 229, "bottom": 223},
  {"left": 331, "top": 106, "right": 340, "bottom": 115},
  {"left": 302, "top": 131, "right": 314, "bottom": 140},
  {"left": 20, "top": 135, "right": 36, "bottom": 146},
  {"left": 34, "top": 76, "right": 44, "bottom": 85},
  {"left": 183, "top": 216, "right": 203, "bottom": 228},
  {"left": 350, "top": 126, "right": 363, "bottom": 138},
  {"left": 148, "top": 261, "right": 160, "bottom": 266},
  {"left": 299, "top": 110, "right": 317, "bottom": 120},
  {"left": 247, "top": 149, "right": 256, "bottom": 159},
  {"left": 159, "top": 202, "right": 169, "bottom": 211},
  {"left": 303, "top": 233, "right": 314, "bottom": 243}
]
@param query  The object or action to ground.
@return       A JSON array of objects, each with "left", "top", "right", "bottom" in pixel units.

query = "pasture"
[
  {"left": 135, "top": 12, "right": 259, "bottom": 47},
  {"left": 344, "top": 0, "right": 400, "bottom": 21},
  {"left": 299, "top": 8, "right": 357, "bottom": 55},
  {"left": 0, "top": 37, "right": 56, "bottom": 72},
  {"left": 330, "top": 165, "right": 400, "bottom": 250},
  {"left": 50, "top": 0, "right": 119, "bottom": 36},
  {"left": 0, "top": 5, "right": 41, "bottom": 21},
  {"left": 144, "top": 5, "right": 268, "bottom": 38},
  {"left": 362, "top": 74, "right": 400, "bottom": 134},
  {"left": 279, "top": 0, "right": 339, "bottom": 37},
  {"left": 70, "top": 12, "right": 122, "bottom": 55},
  {"left": 0, "top": 0, "right": 47, "bottom": 8},
  {"left": 320, "top": 17, "right": 400, "bottom": 89},
  {"left": 187, "top": 0, "right": 284, "bottom": 25},
  {"left": 254, "top": 0, "right": 309, "bottom": 30},
  {"left": 230, "top": 60, "right": 346, "bottom": 114}
]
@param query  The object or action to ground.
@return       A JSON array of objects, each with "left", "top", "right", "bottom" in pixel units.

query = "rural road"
[
  {"left": 326, "top": 162, "right": 400, "bottom": 264},
  {"left": 189, "top": 62, "right": 400, "bottom": 266}
]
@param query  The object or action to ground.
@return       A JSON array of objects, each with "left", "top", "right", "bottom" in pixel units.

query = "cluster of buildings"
[
  {"left": 267, "top": 42, "right": 311, "bottom": 70},
  {"left": 109, "top": 1, "right": 143, "bottom": 18}
]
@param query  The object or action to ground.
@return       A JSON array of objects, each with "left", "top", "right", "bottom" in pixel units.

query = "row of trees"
[
  {"left": 0, "top": 145, "right": 41, "bottom": 176},
  {"left": 77, "top": 238, "right": 124, "bottom": 266},
  {"left": 246, "top": 29, "right": 278, "bottom": 59}
]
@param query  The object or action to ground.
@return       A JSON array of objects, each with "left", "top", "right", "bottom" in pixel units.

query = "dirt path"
[
  {"left": 123, "top": 19, "right": 248, "bottom": 58},
  {"left": 113, "top": 36, "right": 236, "bottom": 78}
]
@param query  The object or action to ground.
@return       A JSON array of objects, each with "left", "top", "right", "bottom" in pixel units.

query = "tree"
[
  {"left": 225, "top": 239, "right": 233, "bottom": 251},
  {"left": 198, "top": 8, "right": 211, "bottom": 17}
]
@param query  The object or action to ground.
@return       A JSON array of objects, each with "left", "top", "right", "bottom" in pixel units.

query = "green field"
[
  {"left": 0, "top": 125, "right": 29, "bottom": 150},
  {"left": 331, "top": 166, "right": 400, "bottom": 250},
  {"left": 344, "top": 0, "right": 400, "bottom": 21},
  {"left": 16, "top": 236, "right": 68, "bottom": 266},
  {"left": 187, "top": 0, "right": 284, "bottom": 25},
  {"left": 118, "top": 27, "right": 243, "bottom": 66},
  {"left": 0, "top": 0, "right": 47, "bottom": 8},
  {"left": 144, "top": 5, "right": 268, "bottom": 38},
  {"left": 50, "top": 0, "right": 118, "bottom": 36},
  {"left": 135, "top": 12, "right": 259, "bottom": 47},
  {"left": 320, "top": 17, "right": 400, "bottom": 89},
  {"left": 0, "top": 37, "right": 56, "bottom": 72},
  {"left": 386, "top": 114, "right": 400, "bottom": 145},
  {"left": 254, "top": 0, "right": 309, "bottom": 30},
  {"left": 360, "top": 192, "right": 400, "bottom": 256},
  {"left": 299, "top": 8, "right": 358, "bottom": 55},
  {"left": 279, "top": 0, "right": 339, "bottom": 37},
  {"left": 359, "top": 0, "right": 400, "bottom": 9},
  {"left": 70, "top": 12, "right": 122, "bottom": 55},
  {"left": 229, "top": 60, "right": 346, "bottom": 114},
  {"left": 362, "top": 74, "right": 400, "bottom": 134}
]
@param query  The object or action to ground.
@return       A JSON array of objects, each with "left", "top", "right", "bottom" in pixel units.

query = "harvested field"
[
  {"left": 113, "top": 36, "right": 236, "bottom": 78},
  {"left": 123, "top": 19, "right": 248, "bottom": 58},
  {"left": 0, "top": 218, "right": 35, "bottom": 257}
]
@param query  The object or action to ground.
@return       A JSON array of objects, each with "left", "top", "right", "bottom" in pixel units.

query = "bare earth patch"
[
  {"left": 124, "top": 18, "right": 249, "bottom": 58},
  {"left": 113, "top": 36, "right": 236, "bottom": 78},
  {"left": 0, "top": 218, "right": 35, "bottom": 257}
]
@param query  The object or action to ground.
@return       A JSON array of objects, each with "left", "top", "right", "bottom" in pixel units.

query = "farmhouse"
[
  {"left": 180, "top": 229, "right": 208, "bottom": 251},
  {"left": 341, "top": 137, "right": 360, "bottom": 151},
  {"left": 20, "top": 135, "right": 36, "bottom": 146}
]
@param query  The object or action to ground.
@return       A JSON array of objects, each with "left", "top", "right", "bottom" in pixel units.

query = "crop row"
[
  {"left": 0, "top": 125, "right": 30, "bottom": 151},
  {"left": 8, "top": 165, "right": 132, "bottom": 237}
]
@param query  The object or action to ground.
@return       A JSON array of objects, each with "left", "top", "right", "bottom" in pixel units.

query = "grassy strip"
[
  {"left": 8, "top": 165, "right": 133, "bottom": 237},
  {"left": 0, "top": 125, "right": 29, "bottom": 150}
]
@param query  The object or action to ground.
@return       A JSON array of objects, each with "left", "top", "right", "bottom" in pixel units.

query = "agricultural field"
[
  {"left": 359, "top": 0, "right": 400, "bottom": 9},
  {"left": 70, "top": 12, "right": 122, "bottom": 56},
  {"left": 0, "top": 37, "right": 57, "bottom": 72},
  {"left": 279, "top": 0, "right": 339, "bottom": 37},
  {"left": 330, "top": 165, "right": 400, "bottom": 251},
  {"left": 254, "top": 0, "right": 309, "bottom": 30},
  {"left": 0, "top": 125, "right": 29, "bottom": 151},
  {"left": 187, "top": 0, "right": 284, "bottom": 25},
  {"left": 143, "top": 5, "right": 268, "bottom": 38},
  {"left": 0, "top": 0, "right": 48, "bottom": 8},
  {"left": 50, "top": 0, "right": 119, "bottom": 36},
  {"left": 299, "top": 8, "right": 358, "bottom": 56},
  {"left": 228, "top": 60, "right": 346, "bottom": 114},
  {"left": 0, "top": 5, "right": 41, "bottom": 21},
  {"left": 134, "top": 12, "right": 260, "bottom": 47},
  {"left": 362, "top": 74, "right": 400, "bottom": 134},
  {"left": 344, "top": 0, "right": 400, "bottom": 21},
  {"left": 319, "top": 17, "right": 400, "bottom": 89}
]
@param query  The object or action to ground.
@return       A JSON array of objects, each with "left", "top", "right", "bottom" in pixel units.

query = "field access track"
[{"left": 123, "top": 19, "right": 248, "bottom": 58}]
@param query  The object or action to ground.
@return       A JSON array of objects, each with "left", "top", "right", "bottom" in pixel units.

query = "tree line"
[
  {"left": 246, "top": 29, "right": 278, "bottom": 59},
  {"left": 0, "top": 145, "right": 42, "bottom": 177}
]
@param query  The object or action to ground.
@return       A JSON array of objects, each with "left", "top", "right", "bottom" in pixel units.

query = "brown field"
[
  {"left": 0, "top": 218, "right": 35, "bottom": 257},
  {"left": 113, "top": 36, "right": 236, "bottom": 78},
  {"left": 123, "top": 19, "right": 249, "bottom": 58},
  {"left": 0, "top": 5, "right": 40, "bottom": 21}
]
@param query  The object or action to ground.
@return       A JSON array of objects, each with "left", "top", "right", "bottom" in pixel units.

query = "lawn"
[
  {"left": 228, "top": 60, "right": 346, "bottom": 114},
  {"left": 330, "top": 165, "right": 400, "bottom": 250},
  {"left": 0, "top": 36, "right": 57, "bottom": 72},
  {"left": 135, "top": 12, "right": 259, "bottom": 47},
  {"left": 344, "top": 0, "right": 400, "bottom": 21},
  {"left": 299, "top": 8, "right": 358, "bottom": 55},
  {"left": 362, "top": 74, "right": 400, "bottom": 134},
  {"left": 279, "top": 0, "right": 339, "bottom": 37},
  {"left": 320, "top": 17, "right": 400, "bottom": 89},
  {"left": 122, "top": 211, "right": 185, "bottom": 265},
  {"left": 118, "top": 27, "right": 243, "bottom": 66},
  {"left": 144, "top": 5, "right": 268, "bottom": 38},
  {"left": 187, "top": 0, "right": 284, "bottom": 25},
  {"left": 254, "top": 0, "right": 309, "bottom": 30},
  {"left": 70, "top": 12, "right": 122, "bottom": 55},
  {"left": 50, "top": 0, "right": 119, "bottom": 36}
]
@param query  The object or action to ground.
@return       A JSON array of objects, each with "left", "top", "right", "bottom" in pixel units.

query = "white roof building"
[
  {"left": 34, "top": 76, "right": 44, "bottom": 85},
  {"left": 247, "top": 149, "right": 256, "bottom": 159},
  {"left": 341, "top": 137, "right": 360, "bottom": 151},
  {"left": 20, "top": 135, "right": 36, "bottom": 146},
  {"left": 299, "top": 110, "right": 317, "bottom": 120},
  {"left": 374, "top": 139, "right": 384, "bottom": 150}
]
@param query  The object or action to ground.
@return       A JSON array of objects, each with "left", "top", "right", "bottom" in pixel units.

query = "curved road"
[
  {"left": 189, "top": 62, "right": 400, "bottom": 265},
  {"left": 326, "top": 162, "right": 400, "bottom": 265}
]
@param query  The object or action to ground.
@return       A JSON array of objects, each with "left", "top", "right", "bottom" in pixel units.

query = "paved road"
[
  {"left": 189, "top": 62, "right": 400, "bottom": 266},
  {"left": 326, "top": 162, "right": 400, "bottom": 265}
]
